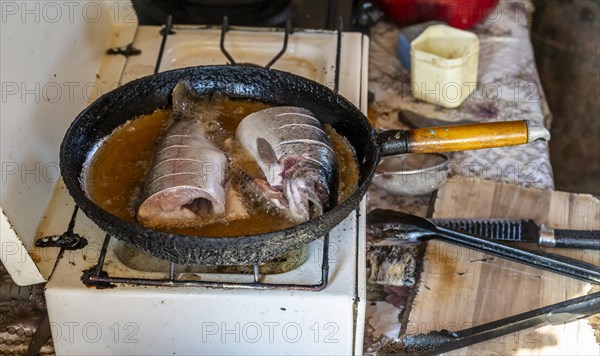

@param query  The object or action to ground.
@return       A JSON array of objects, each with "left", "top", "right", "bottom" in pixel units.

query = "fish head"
[{"left": 283, "top": 161, "right": 334, "bottom": 222}]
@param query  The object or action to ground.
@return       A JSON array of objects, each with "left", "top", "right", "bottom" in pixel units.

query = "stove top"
[{"left": 31, "top": 19, "right": 370, "bottom": 355}]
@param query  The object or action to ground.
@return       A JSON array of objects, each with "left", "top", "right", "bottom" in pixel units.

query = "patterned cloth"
[
  {"left": 363, "top": 0, "right": 555, "bottom": 353},
  {"left": 368, "top": 0, "right": 553, "bottom": 191}
]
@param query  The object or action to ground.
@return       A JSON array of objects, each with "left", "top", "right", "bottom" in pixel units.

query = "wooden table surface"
[{"left": 406, "top": 179, "right": 599, "bottom": 355}]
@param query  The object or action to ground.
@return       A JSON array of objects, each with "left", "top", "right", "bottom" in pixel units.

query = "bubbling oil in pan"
[{"left": 85, "top": 99, "right": 360, "bottom": 237}]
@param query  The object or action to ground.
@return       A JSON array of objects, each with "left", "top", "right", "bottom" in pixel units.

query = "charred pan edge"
[{"left": 60, "top": 65, "right": 379, "bottom": 265}]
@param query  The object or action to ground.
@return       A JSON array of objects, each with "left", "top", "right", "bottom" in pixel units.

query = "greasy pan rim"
[{"left": 60, "top": 65, "right": 379, "bottom": 265}]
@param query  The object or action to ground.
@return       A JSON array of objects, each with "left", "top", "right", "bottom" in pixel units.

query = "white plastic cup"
[{"left": 411, "top": 24, "right": 479, "bottom": 108}]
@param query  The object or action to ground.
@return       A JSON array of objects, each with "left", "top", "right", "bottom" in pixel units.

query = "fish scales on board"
[
  {"left": 236, "top": 106, "right": 339, "bottom": 222},
  {"left": 137, "top": 81, "right": 232, "bottom": 228}
]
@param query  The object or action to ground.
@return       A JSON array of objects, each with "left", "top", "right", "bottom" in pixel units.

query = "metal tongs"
[
  {"left": 367, "top": 209, "right": 600, "bottom": 283},
  {"left": 367, "top": 209, "right": 600, "bottom": 354}
]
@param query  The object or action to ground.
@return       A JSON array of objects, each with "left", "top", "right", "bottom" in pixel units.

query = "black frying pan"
[{"left": 60, "top": 66, "right": 546, "bottom": 265}]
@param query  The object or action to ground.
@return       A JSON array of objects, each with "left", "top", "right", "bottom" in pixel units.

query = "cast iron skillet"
[{"left": 60, "top": 65, "right": 535, "bottom": 265}]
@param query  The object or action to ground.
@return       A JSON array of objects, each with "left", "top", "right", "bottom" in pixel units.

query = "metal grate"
[{"left": 82, "top": 232, "right": 331, "bottom": 291}]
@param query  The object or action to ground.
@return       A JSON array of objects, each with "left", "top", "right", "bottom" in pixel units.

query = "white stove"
[{"left": 1, "top": 3, "right": 368, "bottom": 355}]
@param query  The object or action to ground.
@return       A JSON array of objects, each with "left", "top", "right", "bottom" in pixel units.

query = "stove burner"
[
  {"left": 75, "top": 16, "right": 349, "bottom": 290},
  {"left": 81, "top": 232, "right": 331, "bottom": 291},
  {"left": 132, "top": 0, "right": 356, "bottom": 30},
  {"left": 133, "top": 0, "right": 292, "bottom": 27}
]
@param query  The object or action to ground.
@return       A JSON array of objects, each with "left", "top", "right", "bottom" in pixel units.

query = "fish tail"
[{"left": 172, "top": 81, "right": 220, "bottom": 120}]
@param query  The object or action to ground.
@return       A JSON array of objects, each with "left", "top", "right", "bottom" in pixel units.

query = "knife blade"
[{"left": 367, "top": 210, "right": 600, "bottom": 249}]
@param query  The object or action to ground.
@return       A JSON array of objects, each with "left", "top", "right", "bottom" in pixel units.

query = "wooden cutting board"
[{"left": 406, "top": 179, "right": 600, "bottom": 355}]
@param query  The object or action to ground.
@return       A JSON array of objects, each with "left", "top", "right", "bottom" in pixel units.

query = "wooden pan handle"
[{"left": 378, "top": 120, "right": 550, "bottom": 156}]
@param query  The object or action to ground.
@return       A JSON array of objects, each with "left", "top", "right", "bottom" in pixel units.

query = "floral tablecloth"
[{"left": 363, "top": 0, "right": 554, "bottom": 353}]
